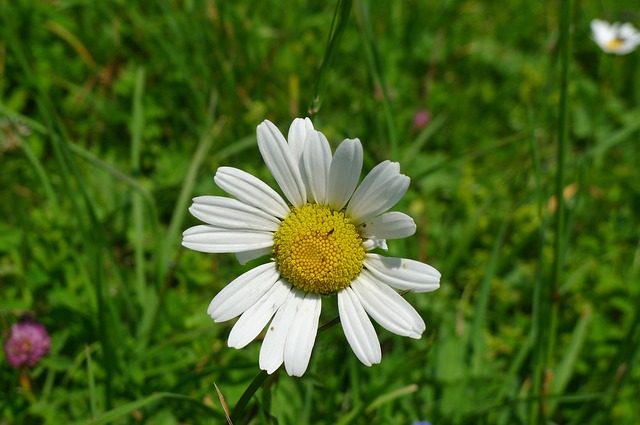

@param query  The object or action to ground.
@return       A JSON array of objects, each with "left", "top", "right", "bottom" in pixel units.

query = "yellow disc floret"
[
  {"left": 605, "top": 38, "right": 624, "bottom": 51},
  {"left": 273, "top": 203, "right": 365, "bottom": 295}
]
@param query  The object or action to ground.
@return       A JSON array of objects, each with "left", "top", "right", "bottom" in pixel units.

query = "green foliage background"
[{"left": 1, "top": 0, "right": 639, "bottom": 424}]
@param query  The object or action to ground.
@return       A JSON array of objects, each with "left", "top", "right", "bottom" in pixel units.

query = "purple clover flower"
[
  {"left": 4, "top": 321, "right": 51, "bottom": 368},
  {"left": 413, "top": 109, "right": 431, "bottom": 131}
]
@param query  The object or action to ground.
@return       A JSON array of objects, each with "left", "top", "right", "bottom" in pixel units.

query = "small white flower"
[
  {"left": 591, "top": 19, "right": 640, "bottom": 55},
  {"left": 182, "top": 118, "right": 441, "bottom": 377}
]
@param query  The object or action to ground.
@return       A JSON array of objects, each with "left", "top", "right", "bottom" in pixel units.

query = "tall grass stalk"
[
  {"left": 549, "top": 0, "right": 571, "bottom": 410},
  {"left": 532, "top": 0, "right": 571, "bottom": 422},
  {"left": 308, "top": 0, "right": 353, "bottom": 116},
  {"left": 356, "top": 0, "right": 398, "bottom": 159},
  {"left": 131, "top": 67, "right": 147, "bottom": 312}
]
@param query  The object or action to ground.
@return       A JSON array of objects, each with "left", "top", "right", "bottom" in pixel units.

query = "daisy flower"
[
  {"left": 183, "top": 118, "right": 441, "bottom": 377},
  {"left": 591, "top": 19, "right": 640, "bottom": 55}
]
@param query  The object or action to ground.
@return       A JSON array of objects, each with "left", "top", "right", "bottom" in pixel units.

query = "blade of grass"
[
  {"left": 400, "top": 114, "right": 448, "bottom": 168},
  {"left": 473, "top": 390, "right": 610, "bottom": 419},
  {"left": 301, "top": 369, "right": 315, "bottom": 425},
  {"left": 308, "top": 0, "right": 353, "bottom": 116},
  {"left": 547, "top": 306, "right": 591, "bottom": 416},
  {"left": 78, "top": 392, "right": 216, "bottom": 425},
  {"left": 17, "top": 132, "right": 61, "bottom": 213},
  {"left": 230, "top": 370, "right": 271, "bottom": 423},
  {"left": 364, "top": 384, "right": 418, "bottom": 414},
  {"left": 335, "top": 405, "right": 364, "bottom": 425},
  {"left": 131, "top": 66, "right": 147, "bottom": 314},
  {"left": 85, "top": 345, "right": 98, "bottom": 419},
  {"left": 69, "top": 142, "right": 158, "bottom": 216},
  {"left": 584, "top": 117, "right": 640, "bottom": 161},
  {"left": 528, "top": 102, "right": 550, "bottom": 425},
  {"left": 533, "top": 0, "right": 571, "bottom": 422},
  {"left": 356, "top": 0, "right": 397, "bottom": 159},
  {"left": 471, "top": 218, "right": 509, "bottom": 375},
  {"left": 548, "top": 0, "right": 571, "bottom": 415},
  {"left": 495, "top": 337, "right": 533, "bottom": 424}
]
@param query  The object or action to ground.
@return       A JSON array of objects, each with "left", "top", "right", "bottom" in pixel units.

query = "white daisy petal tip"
[
  {"left": 207, "top": 263, "right": 280, "bottom": 322},
  {"left": 257, "top": 119, "right": 307, "bottom": 207},
  {"left": 351, "top": 272, "right": 427, "bottom": 340},
  {"left": 327, "top": 137, "right": 363, "bottom": 210},
  {"left": 364, "top": 253, "right": 441, "bottom": 293},
  {"left": 227, "top": 281, "right": 292, "bottom": 349},
  {"left": 346, "top": 160, "right": 411, "bottom": 224},
  {"left": 213, "top": 166, "right": 290, "bottom": 219},
  {"left": 359, "top": 211, "right": 416, "bottom": 240},
  {"left": 302, "top": 130, "right": 332, "bottom": 205},
  {"left": 338, "top": 288, "right": 382, "bottom": 367},
  {"left": 283, "top": 292, "right": 321, "bottom": 377}
]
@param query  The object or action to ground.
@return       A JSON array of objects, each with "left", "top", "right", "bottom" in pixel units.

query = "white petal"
[
  {"left": 189, "top": 196, "right": 281, "bottom": 232},
  {"left": 337, "top": 287, "right": 381, "bottom": 366},
  {"left": 235, "top": 247, "right": 273, "bottom": 265},
  {"left": 284, "top": 292, "right": 322, "bottom": 376},
  {"left": 346, "top": 161, "right": 410, "bottom": 224},
  {"left": 619, "top": 23, "right": 636, "bottom": 38},
  {"left": 259, "top": 288, "right": 299, "bottom": 374},
  {"left": 351, "top": 271, "right": 425, "bottom": 338},
  {"left": 287, "top": 118, "right": 314, "bottom": 195},
  {"left": 362, "top": 238, "right": 388, "bottom": 251},
  {"left": 228, "top": 280, "right": 292, "bottom": 349},
  {"left": 363, "top": 253, "right": 440, "bottom": 293},
  {"left": 207, "top": 263, "right": 280, "bottom": 322},
  {"left": 358, "top": 211, "right": 416, "bottom": 240},
  {"left": 214, "top": 167, "right": 290, "bottom": 219},
  {"left": 327, "top": 138, "right": 363, "bottom": 210},
  {"left": 257, "top": 120, "right": 307, "bottom": 207},
  {"left": 182, "top": 225, "right": 273, "bottom": 253},
  {"left": 287, "top": 117, "right": 314, "bottom": 166},
  {"left": 591, "top": 19, "right": 614, "bottom": 46},
  {"left": 302, "top": 130, "right": 332, "bottom": 205}
]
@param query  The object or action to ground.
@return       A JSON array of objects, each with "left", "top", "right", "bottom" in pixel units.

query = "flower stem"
[{"left": 230, "top": 370, "right": 272, "bottom": 423}]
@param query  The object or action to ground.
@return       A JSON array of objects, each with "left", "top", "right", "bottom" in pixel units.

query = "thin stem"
[
  {"left": 535, "top": 0, "right": 571, "bottom": 422},
  {"left": 357, "top": 0, "right": 398, "bottom": 159},
  {"left": 131, "top": 67, "right": 147, "bottom": 311},
  {"left": 308, "top": 0, "right": 353, "bottom": 116},
  {"left": 230, "top": 370, "right": 272, "bottom": 423}
]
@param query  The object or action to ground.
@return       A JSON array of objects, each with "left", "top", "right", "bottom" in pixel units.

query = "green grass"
[{"left": 2, "top": 0, "right": 640, "bottom": 424}]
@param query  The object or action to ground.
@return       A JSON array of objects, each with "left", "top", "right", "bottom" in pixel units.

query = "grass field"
[{"left": 1, "top": 0, "right": 640, "bottom": 424}]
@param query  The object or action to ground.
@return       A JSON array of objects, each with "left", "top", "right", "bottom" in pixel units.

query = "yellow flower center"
[
  {"left": 605, "top": 38, "right": 624, "bottom": 51},
  {"left": 273, "top": 203, "right": 365, "bottom": 295}
]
